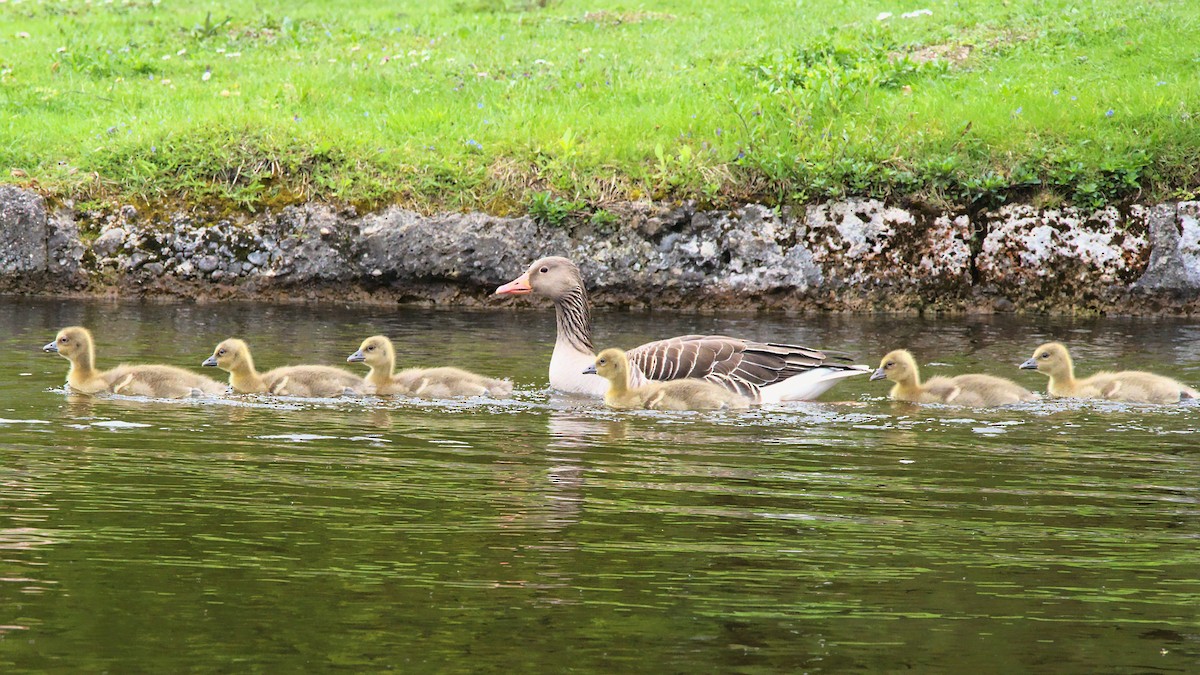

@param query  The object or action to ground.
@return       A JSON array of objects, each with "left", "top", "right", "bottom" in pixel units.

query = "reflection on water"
[{"left": 1, "top": 298, "right": 1199, "bottom": 672}]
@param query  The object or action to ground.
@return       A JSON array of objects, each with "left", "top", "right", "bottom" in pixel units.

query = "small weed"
[{"left": 528, "top": 191, "right": 585, "bottom": 227}]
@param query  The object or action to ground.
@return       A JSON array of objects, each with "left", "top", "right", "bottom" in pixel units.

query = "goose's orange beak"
[{"left": 495, "top": 272, "right": 532, "bottom": 296}]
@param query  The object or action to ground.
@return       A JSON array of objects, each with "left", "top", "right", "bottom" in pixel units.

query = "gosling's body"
[
  {"left": 1021, "top": 342, "right": 1198, "bottom": 404},
  {"left": 873, "top": 349, "right": 1036, "bottom": 406},
  {"left": 347, "top": 336, "right": 512, "bottom": 398},
  {"left": 204, "top": 339, "right": 364, "bottom": 397},
  {"left": 43, "top": 326, "right": 225, "bottom": 398},
  {"left": 586, "top": 348, "right": 751, "bottom": 411}
]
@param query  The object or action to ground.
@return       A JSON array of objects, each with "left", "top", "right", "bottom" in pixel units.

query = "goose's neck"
[
  {"left": 608, "top": 367, "right": 632, "bottom": 397},
  {"left": 67, "top": 349, "right": 102, "bottom": 389},
  {"left": 1048, "top": 368, "right": 1076, "bottom": 395},
  {"left": 366, "top": 356, "right": 395, "bottom": 389},
  {"left": 231, "top": 361, "right": 267, "bottom": 393},
  {"left": 554, "top": 285, "right": 594, "bottom": 356}
]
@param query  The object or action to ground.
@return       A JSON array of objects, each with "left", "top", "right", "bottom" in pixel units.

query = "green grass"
[{"left": 1, "top": 0, "right": 1198, "bottom": 213}]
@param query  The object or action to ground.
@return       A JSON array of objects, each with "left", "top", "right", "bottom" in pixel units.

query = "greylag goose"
[
  {"left": 43, "top": 326, "right": 225, "bottom": 398},
  {"left": 1020, "top": 342, "right": 1199, "bottom": 404},
  {"left": 584, "top": 348, "right": 750, "bottom": 411},
  {"left": 495, "top": 256, "right": 868, "bottom": 402},
  {"left": 871, "top": 349, "right": 1036, "bottom": 406},
  {"left": 347, "top": 335, "right": 513, "bottom": 398},
  {"left": 202, "top": 339, "right": 364, "bottom": 397}
]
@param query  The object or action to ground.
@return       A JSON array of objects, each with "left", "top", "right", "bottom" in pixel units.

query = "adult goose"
[{"left": 495, "top": 256, "right": 868, "bottom": 402}]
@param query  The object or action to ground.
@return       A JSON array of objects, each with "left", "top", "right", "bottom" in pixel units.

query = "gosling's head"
[
  {"left": 495, "top": 256, "right": 583, "bottom": 301},
  {"left": 43, "top": 326, "right": 94, "bottom": 362},
  {"left": 1020, "top": 342, "right": 1073, "bottom": 377},
  {"left": 582, "top": 348, "right": 629, "bottom": 382},
  {"left": 347, "top": 335, "right": 394, "bottom": 369},
  {"left": 202, "top": 338, "right": 252, "bottom": 372},
  {"left": 871, "top": 349, "right": 919, "bottom": 384}
]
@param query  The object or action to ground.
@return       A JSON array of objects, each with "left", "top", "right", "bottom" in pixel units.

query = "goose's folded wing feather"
[{"left": 626, "top": 335, "right": 848, "bottom": 398}]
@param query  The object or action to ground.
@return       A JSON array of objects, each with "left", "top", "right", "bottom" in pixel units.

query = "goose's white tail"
[{"left": 760, "top": 366, "right": 871, "bottom": 403}]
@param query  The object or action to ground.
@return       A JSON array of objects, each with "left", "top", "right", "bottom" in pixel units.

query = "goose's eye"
[
  {"left": 540, "top": 266, "right": 549, "bottom": 274},
  {"left": 598, "top": 359, "right": 606, "bottom": 365},
  {"left": 367, "top": 345, "right": 375, "bottom": 351},
  {"left": 59, "top": 337, "right": 69, "bottom": 343},
  {"left": 885, "top": 361, "right": 893, "bottom": 368},
  {"left": 1040, "top": 352, "right": 1049, "bottom": 359},
  {"left": 218, "top": 349, "right": 226, "bottom": 356}
]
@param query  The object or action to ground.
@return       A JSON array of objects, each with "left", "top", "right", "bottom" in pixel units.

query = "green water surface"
[{"left": 1, "top": 299, "right": 1197, "bottom": 672}]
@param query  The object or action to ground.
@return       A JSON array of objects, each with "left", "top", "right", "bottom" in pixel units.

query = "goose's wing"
[{"left": 625, "top": 335, "right": 850, "bottom": 399}]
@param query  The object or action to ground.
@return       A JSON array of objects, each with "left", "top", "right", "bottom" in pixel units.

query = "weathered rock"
[
  {"left": 1135, "top": 203, "right": 1200, "bottom": 291},
  {"left": 3, "top": 183, "right": 1200, "bottom": 313},
  {"left": 0, "top": 185, "right": 48, "bottom": 276},
  {"left": 358, "top": 208, "right": 568, "bottom": 286},
  {"left": 91, "top": 227, "right": 126, "bottom": 258},
  {"left": 196, "top": 255, "right": 220, "bottom": 273},
  {"left": 976, "top": 205, "right": 1149, "bottom": 310}
]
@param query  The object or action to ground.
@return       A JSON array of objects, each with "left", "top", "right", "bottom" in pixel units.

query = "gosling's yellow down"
[
  {"left": 584, "top": 348, "right": 751, "bottom": 411},
  {"left": 202, "top": 338, "right": 364, "bottom": 397},
  {"left": 347, "top": 335, "right": 513, "bottom": 398},
  {"left": 1020, "top": 342, "right": 1199, "bottom": 404},
  {"left": 43, "top": 326, "right": 225, "bottom": 398},
  {"left": 872, "top": 349, "right": 1036, "bottom": 406}
]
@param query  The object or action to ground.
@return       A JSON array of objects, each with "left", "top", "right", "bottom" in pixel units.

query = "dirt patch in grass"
[
  {"left": 902, "top": 43, "right": 974, "bottom": 65},
  {"left": 576, "top": 11, "right": 675, "bottom": 26}
]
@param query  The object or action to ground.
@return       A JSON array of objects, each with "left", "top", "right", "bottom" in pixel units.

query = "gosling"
[
  {"left": 43, "top": 326, "right": 225, "bottom": 398},
  {"left": 203, "top": 338, "right": 364, "bottom": 397},
  {"left": 583, "top": 348, "right": 751, "bottom": 411},
  {"left": 872, "top": 349, "right": 1036, "bottom": 406},
  {"left": 347, "top": 335, "right": 512, "bottom": 398},
  {"left": 1020, "top": 342, "right": 1199, "bottom": 404}
]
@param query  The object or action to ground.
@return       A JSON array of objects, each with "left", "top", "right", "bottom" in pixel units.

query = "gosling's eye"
[
  {"left": 367, "top": 345, "right": 375, "bottom": 351},
  {"left": 1040, "top": 353, "right": 1049, "bottom": 359},
  {"left": 598, "top": 359, "right": 606, "bottom": 365},
  {"left": 59, "top": 337, "right": 68, "bottom": 343},
  {"left": 218, "top": 349, "right": 226, "bottom": 356},
  {"left": 885, "top": 362, "right": 893, "bottom": 368},
  {"left": 540, "top": 266, "right": 549, "bottom": 274}
]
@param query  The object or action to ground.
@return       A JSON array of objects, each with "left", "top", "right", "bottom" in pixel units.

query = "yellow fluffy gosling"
[
  {"left": 203, "top": 338, "right": 364, "bottom": 397},
  {"left": 1020, "top": 342, "right": 1198, "bottom": 404},
  {"left": 43, "top": 326, "right": 225, "bottom": 398},
  {"left": 872, "top": 349, "right": 1036, "bottom": 406},
  {"left": 347, "top": 335, "right": 513, "bottom": 398},
  {"left": 584, "top": 348, "right": 751, "bottom": 411}
]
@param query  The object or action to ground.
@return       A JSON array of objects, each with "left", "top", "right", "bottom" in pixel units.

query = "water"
[{"left": 1, "top": 298, "right": 1198, "bottom": 672}]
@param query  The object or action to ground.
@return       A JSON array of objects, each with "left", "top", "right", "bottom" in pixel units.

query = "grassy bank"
[{"left": 2, "top": 0, "right": 1198, "bottom": 215}]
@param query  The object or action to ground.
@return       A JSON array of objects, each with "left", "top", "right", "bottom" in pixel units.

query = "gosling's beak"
[
  {"left": 347, "top": 350, "right": 365, "bottom": 363},
  {"left": 582, "top": 364, "right": 597, "bottom": 375},
  {"left": 201, "top": 356, "right": 218, "bottom": 367},
  {"left": 1019, "top": 358, "right": 1038, "bottom": 370},
  {"left": 495, "top": 271, "right": 532, "bottom": 296},
  {"left": 869, "top": 368, "right": 886, "bottom": 381},
  {"left": 42, "top": 341, "right": 58, "bottom": 353}
]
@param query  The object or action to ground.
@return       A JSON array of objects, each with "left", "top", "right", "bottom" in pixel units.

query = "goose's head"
[
  {"left": 871, "top": 349, "right": 919, "bottom": 384},
  {"left": 583, "top": 348, "right": 628, "bottom": 382},
  {"left": 43, "top": 326, "right": 93, "bottom": 361},
  {"left": 203, "top": 338, "right": 252, "bottom": 372},
  {"left": 495, "top": 256, "right": 583, "bottom": 301},
  {"left": 1020, "top": 342, "right": 1072, "bottom": 377},
  {"left": 347, "top": 335, "right": 394, "bottom": 369}
]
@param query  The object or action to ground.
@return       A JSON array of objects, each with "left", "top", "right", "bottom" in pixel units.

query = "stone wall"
[{"left": 2, "top": 184, "right": 1199, "bottom": 313}]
